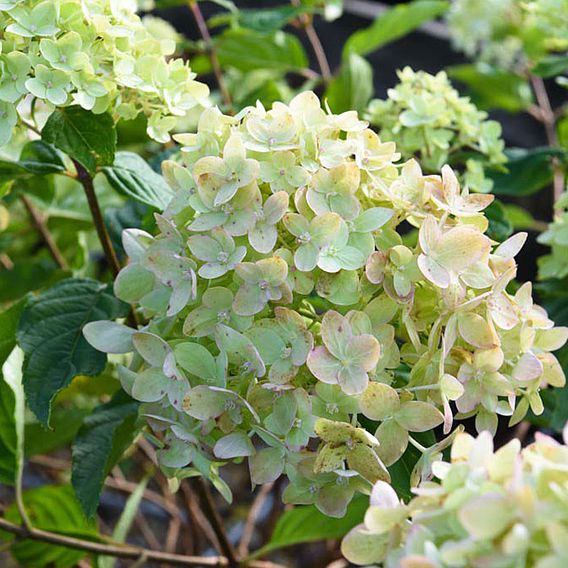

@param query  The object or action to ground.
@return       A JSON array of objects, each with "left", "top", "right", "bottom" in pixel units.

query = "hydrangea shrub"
[
  {"left": 342, "top": 428, "right": 568, "bottom": 567},
  {"left": 85, "top": 92, "right": 568, "bottom": 511},
  {"left": 0, "top": 0, "right": 209, "bottom": 145}
]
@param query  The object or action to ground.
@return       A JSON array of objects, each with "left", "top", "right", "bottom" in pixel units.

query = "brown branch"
[
  {"left": 73, "top": 160, "right": 122, "bottom": 277},
  {"left": 529, "top": 75, "right": 566, "bottom": 209},
  {"left": 193, "top": 478, "right": 239, "bottom": 568},
  {"left": 188, "top": 0, "right": 233, "bottom": 110},
  {"left": 238, "top": 483, "right": 274, "bottom": 558},
  {"left": 0, "top": 516, "right": 229, "bottom": 567},
  {"left": 292, "top": 1, "right": 332, "bottom": 83},
  {"left": 20, "top": 195, "right": 69, "bottom": 271}
]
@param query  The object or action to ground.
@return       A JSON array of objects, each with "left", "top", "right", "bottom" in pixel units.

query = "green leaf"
[
  {"left": 216, "top": 29, "right": 308, "bottom": 73},
  {"left": 0, "top": 299, "right": 24, "bottom": 364},
  {"left": 16, "top": 278, "right": 129, "bottom": 426},
  {"left": 488, "top": 147, "right": 568, "bottom": 196},
  {"left": 533, "top": 55, "right": 568, "bottom": 78},
  {"left": 343, "top": 0, "right": 448, "bottom": 57},
  {"left": 0, "top": 348, "right": 25, "bottom": 486},
  {"left": 485, "top": 200, "right": 513, "bottom": 242},
  {"left": 325, "top": 53, "right": 373, "bottom": 114},
  {"left": 211, "top": 5, "right": 307, "bottom": 32},
  {"left": 25, "top": 407, "right": 90, "bottom": 457},
  {"left": 42, "top": 106, "right": 116, "bottom": 177},
  {"left": 0, "top": 141, "right": 67, "bottom": 185},
  {"left": 71, "top": 391, "right": 140, "bottom": 517},
  {"left": 3, "top": 485, "right": 98, "bottom": 568},
  {"left": 253, "top": 495, "right": 367, "bottom": 557},
  {"left": 447, "top": 64, "right": 533, "bottom": 112},
  {"left": 101, "top": 152, "right": 174, "bottom": 210}
]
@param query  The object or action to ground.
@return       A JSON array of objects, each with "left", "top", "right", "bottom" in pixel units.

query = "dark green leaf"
[
  {"left": 343, "top": 0, "right": 448, "bottom": 57},
  {"left": 533, "top": 55, "right": 568, "bottom": 78},
  {"left": 101, "top": 152, "right": 174, "bottom": 210},
  {"left": 42, "top": 107, "right": 116, "bottom": 177},
  {"left": 211, "top": 5, "right": 307, "bottom": 33},
  {"left": 325, "top": 53, "right": 373, "bottom": 114},
  {"left": 216, "top": 29, "right": 308, "bottom": 73},
  {"left": 0, "top": 141, "right": 66, "bottom": 185},
  {"left": 0, "top": 259, "right": 68, "bottom": 303},
  {"left": 3, "top": 485, "right": 98, "bottom": 567},
  {"left": 72, "top": 391, "right": 140, "bottom": 517},
  {"left": 485, "top": 200, "right": 513, "bottom": 242},
  {"left": 0, "top": 300, "right": 24, "bottom": 364},
  {"left": 488, "top": 147, "right": 567, "bottom": 196},
  {"left": 25, "top": 407, "right": 90, "bottom": 457},
  {"left": 447, "top": 64, "right": 533, "bottom": 112},
  {"left": 104, "top": 200, "right": 150, "bottom": 260},
  {"left": 16, "top": 278, "right": 129, "bottom": 426},
  {"left": 254, "top": 495, "right": 367, "bottom": 557}
]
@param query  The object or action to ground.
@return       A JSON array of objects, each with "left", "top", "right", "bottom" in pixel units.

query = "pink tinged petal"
[
  {"left": 512, "top": 352, "right": 544, "bottom": 382},
  {"left": 307, "top": 346, "right": 341, "bottom": 384},
  {"left": 345, "top": 335, "right": 381, "bottom": 372},
  {"left": 417, "top": 254, "right": 450, "bottom": 288},
  {"left": 434, "top": 226, "right": 491, "bottom": 272},
  {"left": 366, "top": 251, "right": 386, "bottom": 284},
  {"left": 321, "top": 310, "right": 352, "bottom": 358},
  {"left": 418, "top": 215, "right": 440, "bottom": 255}
]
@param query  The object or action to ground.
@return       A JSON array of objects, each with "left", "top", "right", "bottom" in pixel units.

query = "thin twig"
[
  {"left": 292, "top": 0, "right": 332, "bottom": 83},
  {"left": 73, "top": 160, "right": 122, "bottom": 277},
  {"left": 188, "top": 0, "right": 233, "bottom": 110},
  {"left": 20, "top": 195, "right": 69, "bottom": 271},
  {"left": 529, "top": 75, "right": 566, "bottom": 210},
  {"left": 0, "top": 516, "right": 230, "bottom": 567},
  {"left": 238, "top": 483, "right": 274, "bottom": 558},
  {"left": 193, "top": 478, "right": 239, "bottom": 567},
  {"left": 181, "top": 480, "right": 219, "bottom": 553}
]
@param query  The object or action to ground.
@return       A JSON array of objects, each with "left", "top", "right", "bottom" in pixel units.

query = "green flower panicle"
[
  {"left": 84, "top": 91, "right": 567, "bottom": 510},
  {"left": 0, "top": 0, "right": 209, "bottom": 146}
]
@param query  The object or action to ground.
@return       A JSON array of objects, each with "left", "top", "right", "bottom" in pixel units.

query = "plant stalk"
[
  {"left": 188, "top": 0, "right": 233, "bottom": 110},
  {"left": 20, "top": 195, "right": 69, "bottom": 271}
]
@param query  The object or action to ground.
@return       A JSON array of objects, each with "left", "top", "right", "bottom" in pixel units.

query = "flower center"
[
  {"left": 224, "top": 399, "right": 236, "bottom": 411},
  {"left": 217, "top": 251, "right": 230, "bottom": 263},
  {"left": 326, "top": 402, "right": 339, "bottom": 415},
  {"left": 297, "top": 232, "right": 311, "bottom": 244},
  {"left": 217, "top": 310, "right": 230, "bottom": 323},
  {"left": 280, "top": 346, "right": 292, "bottom": 359},
  {"left": 259, "top": 280, "right": 269, "bottom": 290}
]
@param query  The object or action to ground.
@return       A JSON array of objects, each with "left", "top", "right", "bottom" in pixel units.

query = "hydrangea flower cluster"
[
  {"left": 342, "top": 428, "right": 568, "bottom": 567},
  {"left": 366, "top": 68, "right": 506, "bottom": 193},
  {"left": 537, "top": 192, "right": 568, "bottom": 280},
  {"left": 0, "top": 0, "right": 209, "bottom": 145},
  {"left": 446, "top": 0, "right": 568, "bottom": 68},
  {"left": 85, "top": 92, "right": 567, "bottom": 512}
]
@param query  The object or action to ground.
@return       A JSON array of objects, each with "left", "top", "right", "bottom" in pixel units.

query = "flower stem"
[
  {"left": 73, "top": 160, "right": 121, "bottom": 277},
  {"left": 20, "top": 195, "right": 69, "bottom": 271},
  {"left": 188, "top": 0, "right": 233, "bottom": 111},
  {"left": 529, "top": 74, "right": 565, "bottom": 215}
]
